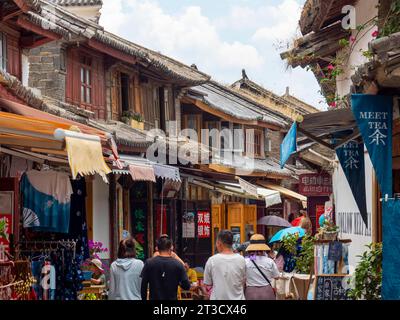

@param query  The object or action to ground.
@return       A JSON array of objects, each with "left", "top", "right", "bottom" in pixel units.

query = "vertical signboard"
[{"left": 197, "top": 211, "right": 211, "bottom": 239}]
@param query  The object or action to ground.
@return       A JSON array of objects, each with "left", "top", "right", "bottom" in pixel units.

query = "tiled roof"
[
  {"left": 214, "top": 155, "right": 296, "bottom": 178},
  {"left": 0, "top": 68, "right": 150, "bottom": 148},
  {"left": 49, "top": 0, "right": 103, "bottom": 6},
  {"left": 21, "top": 0, "right": 210, "bottom": 85},
  {"left": 232, "top": 77, "right": 319, "bottom": 116},
  {"left": 187, "top": 81, "right": 288, "bottom": 128}
]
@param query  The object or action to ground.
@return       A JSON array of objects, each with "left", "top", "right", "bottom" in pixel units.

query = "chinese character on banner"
[
  {"left": 197, "top": 211, "right": 211, "bottom": 239},
  {"left": 299, "top": 173, "right": 333, "bottom": 196}
]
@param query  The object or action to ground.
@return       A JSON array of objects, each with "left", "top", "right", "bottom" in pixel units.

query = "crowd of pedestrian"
[{"left": 99, "top": 210, "right": 312, "bottom": 301}]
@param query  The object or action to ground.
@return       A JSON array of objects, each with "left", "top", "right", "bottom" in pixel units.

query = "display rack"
[{"left": 308, "top": 239, "right": 352, "bottom": 300}]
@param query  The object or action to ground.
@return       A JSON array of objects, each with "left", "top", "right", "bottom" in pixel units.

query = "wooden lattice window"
[
  {"left": 80, "top": 56, "right": 92, "bottom": 105},
  {"left": 245, "top": 128, "right": 264, "bottom": 158}
]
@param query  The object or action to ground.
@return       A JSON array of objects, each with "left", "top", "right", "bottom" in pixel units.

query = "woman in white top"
[{"left": 244, "top": 234, "right": 280, "bottom": 300}]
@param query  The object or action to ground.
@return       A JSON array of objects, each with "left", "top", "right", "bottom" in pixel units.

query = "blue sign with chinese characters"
[
  {"left": 351, "top": 94, "right": 393, "bottom": 197},
  {"left": 280, "top": 122, "right": 297, "bottom": 168}
]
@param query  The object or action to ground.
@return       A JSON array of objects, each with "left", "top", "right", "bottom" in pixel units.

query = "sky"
[{"left": 99, "top": 0, "right": 326, "bottom": 110}]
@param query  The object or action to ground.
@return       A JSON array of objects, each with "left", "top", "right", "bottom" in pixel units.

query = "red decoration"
[
  {"left": 316, "top": 205, "right": 325, "bottom": 229},
  {"left": 0, "top": 214, "right": 12, "bottom": 254},
  {"left": 197, "top": 211, "right": 211, "bottom": 239}
]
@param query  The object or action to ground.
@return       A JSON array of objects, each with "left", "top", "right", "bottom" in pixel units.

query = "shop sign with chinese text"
[
  {"left": 197, "top": 211, "right": 211, "bottom": 239},
  {"left": 299, "top": 173, "right": 332, "bottom": 196}
]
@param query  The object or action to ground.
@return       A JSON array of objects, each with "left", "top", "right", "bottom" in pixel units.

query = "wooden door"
[
  {"left": 244, "top": 204, "right": 257, "bottom": 240},
  {"left": 227, "top": 203, "right": 245, "bottom": 250}
]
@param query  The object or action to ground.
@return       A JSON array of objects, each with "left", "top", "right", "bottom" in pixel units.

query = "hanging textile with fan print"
[{"left": 21, "top": 170, "right": 73, "bottom": 233}]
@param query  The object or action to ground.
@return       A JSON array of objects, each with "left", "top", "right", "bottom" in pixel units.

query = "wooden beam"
[
  {"left": 1, "top": 9, "right": 23, "bottom": 22},
  {"left": 30, "top": 148, "right": 67, "bottom": 156},
  {"left": 17, "top": 16, "right": 62, "bottom": 41},
  {"left": 88, "top": 39, "right": 137, "bottom": 66},
  {"left": 203, "top": 164, "right": 287, "bottom": 179},
  {"left": 20, "top": 36, "right": 55, "bottom": 49},
  {"left": 333, "top": 129, "right": 362, "bottom": 150},
  {"left": 12, "top": 0, "right": 31, "bottom": 13},
  {"left": 316, "top": 0, "right": 335, "bottom": 31},
  {"left": 181, "top": 96, "right": 282, "bottom": 131},
  {"left": 297, "top": 125, "right": 334, "bottom": 150}
]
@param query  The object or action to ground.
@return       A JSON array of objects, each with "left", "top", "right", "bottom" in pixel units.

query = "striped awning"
[{"left": 114, "top": 154, "right": 180, "bottom": 182}]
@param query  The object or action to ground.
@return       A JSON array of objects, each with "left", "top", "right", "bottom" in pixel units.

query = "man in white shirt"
[{"left": 203, "top": 230, "right": 246, "bottom": 300}]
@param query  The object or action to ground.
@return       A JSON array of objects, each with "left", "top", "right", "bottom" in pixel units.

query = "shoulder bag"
[{"left": 251, "top": 260, "right": 277, "bottom": 297}]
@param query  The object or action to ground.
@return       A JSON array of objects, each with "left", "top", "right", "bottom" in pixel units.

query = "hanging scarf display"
[{"left": 21, "top": 170, "right": 73, "bottom": 233}]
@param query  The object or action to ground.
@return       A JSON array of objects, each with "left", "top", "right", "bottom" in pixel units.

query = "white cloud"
[
  {"left": 99, "top": 0, "right": 325, "bottom": 109},
  {"left": 215, "top": 0, "right": 302, "bottom": 42},
  {"left": 100, "top": 0, "right": 264, "bottom": 74},
  {"left": 251, "top": 0, "right": 302, "bottom": 42}
]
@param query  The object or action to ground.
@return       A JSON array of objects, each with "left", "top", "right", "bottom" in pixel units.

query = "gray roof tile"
[
  {"left": 188, "top": 82, "right": 288, "bottom": 127},
  {"left": 23, "top": 0, "right": 210, "bottom": 85},
  {"left": 49, "top": 0, "right": 103, "bottom": 6}
]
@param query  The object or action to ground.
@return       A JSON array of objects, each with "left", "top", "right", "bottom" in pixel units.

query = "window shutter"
[
  {"left": 111, "top": 70, "right": 120, "bottom": 120},
  {"left": 246, "top": 129, "right": 255, "bottom": 157}
]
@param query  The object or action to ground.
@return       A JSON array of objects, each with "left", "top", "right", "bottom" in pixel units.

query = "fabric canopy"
[
  {"left": 0, "top": 111, "right": 112, "bottom": 181},
  {"left": 257, "top": 181, "right": 307, "bottom": 208},
  {"left": 116, "top": 154, "right": 181, "bottom": 182},
  {"left": 0, "top": 98, "right": 109, "bottom": 142},
  {"left": 128, "top": 164, "right": 156, "bottom": 182},
  {"left": 238, "top": 178, "right": 281, "bottom": 207},
  {"left": 152, "top": 163, "right": 181, "bottom": 182},
  {"left": 58, "top": 130, "right": 111, "bottom": 183},
  {"left": 0, "top": 110, "right": 71, "bottom": 141}
]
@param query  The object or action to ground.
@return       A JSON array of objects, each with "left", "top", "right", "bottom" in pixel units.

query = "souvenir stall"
[
  {"left": 0, "top": 107, "right": 116, "bottom": 300},
  {"left": 308, "top": 239, "right": 352, "bottom": 300}
]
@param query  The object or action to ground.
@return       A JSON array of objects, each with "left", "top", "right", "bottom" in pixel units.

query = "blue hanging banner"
[
  {"left": 336, "top": 140, "right": 368, "bottom": 227},
  {"left": 351, "top": 94, "right": 393, "bottom": 197},
  {"left": 382, "top": 199, "right": 400, "bottom": 300},
  {"left": 280, "top": 122, "right": 297, "bottom": 168}
]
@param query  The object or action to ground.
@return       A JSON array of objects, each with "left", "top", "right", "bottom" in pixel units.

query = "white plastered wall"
[
  {"left": 334, "top": 0, "right": 379, "bottom": 270},
  {"left": 92, "top": 175, "right": 110, "bottom": 259}
]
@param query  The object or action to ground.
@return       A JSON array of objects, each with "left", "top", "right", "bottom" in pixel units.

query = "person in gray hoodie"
[{"left": 109, "top": 237, "right": 144, "bottom": 300}]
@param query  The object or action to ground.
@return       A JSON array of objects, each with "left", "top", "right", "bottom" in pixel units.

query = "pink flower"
[
  {"left": 327, "top": 64, "right": 335, "bottom": 72},
  {"left": 329, "top": 102, "right": 337, "bottom": 108},
  {"left": 372, "top": 30, "right": 379, "bottom": 38},
  {"left": 350, "top": 36, "right": 356, "bottom": 43}
]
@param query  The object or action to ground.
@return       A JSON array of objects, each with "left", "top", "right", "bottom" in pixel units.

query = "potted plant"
[
  {"left": 281, "top": 233, "right": 315, "bottom": 274},
  {"left": 348, "top": 243, "right": 382, "bottom": 300},
  {"left": 121, "top": 111, "right": 144, "bottom": 130},
  {"left": 319, "top": 219, "right": 339, "bottom": 241}
]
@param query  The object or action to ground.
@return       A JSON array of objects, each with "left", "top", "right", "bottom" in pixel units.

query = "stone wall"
[
  {"left": 27, "top": 41, "right": 66, "bottom": 102},
  {"left": 267, "top": 129, "right": 283, "bottom": 160}
]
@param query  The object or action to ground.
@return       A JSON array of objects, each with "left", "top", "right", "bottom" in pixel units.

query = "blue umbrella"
[{"left": 269, "top": 227, "right": 306, "bottom": 244}]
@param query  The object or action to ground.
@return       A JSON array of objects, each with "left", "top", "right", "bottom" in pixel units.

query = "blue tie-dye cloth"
[{"left": 21, "top": 173, "right": 71, "bottom": 233}]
